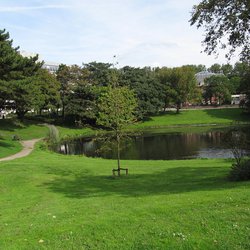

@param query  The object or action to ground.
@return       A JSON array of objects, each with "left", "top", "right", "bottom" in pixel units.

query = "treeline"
[{"left": 0, "top": 29, "right": 249, "bottom": 125}]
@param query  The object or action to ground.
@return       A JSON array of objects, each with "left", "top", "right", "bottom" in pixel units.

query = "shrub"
[
  {"left": 12, "top": 135, "right": 21, "bottom": 141},
  {"left": 47, "top": 125, "right": 59, "bottom": 145},
  {"left": 229, "top": 158, "right": 250, "bottom": 181}
]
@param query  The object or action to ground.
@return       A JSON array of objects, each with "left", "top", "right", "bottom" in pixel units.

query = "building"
[
  {"left": 42, "top": 62, "right": 60, "bottom": 74},
  {"left": 20, "top": 50, "right": 60, "bottom": 74},
  {"left": 231, "top": 94, "right": 246, "bottom": 105},
  {"left": 195, "top": 71, "right": 224, "bottom": 86}
]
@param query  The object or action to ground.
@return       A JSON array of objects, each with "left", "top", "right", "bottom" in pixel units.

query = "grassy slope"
[
  {"left": 0, "top": 109, "right": 249, "bottom": 249},
  {"left": 133, "top": 108, "right": 250, "bottom": 129},
  {"left": 0, "top": 119, "right": 48, "bottom": 158},
  {"left": 56, "top": 109, "right": 250, "bottom": 139},
  {"left": 0, "top": 146, "right": 249, "bottom": 249}
]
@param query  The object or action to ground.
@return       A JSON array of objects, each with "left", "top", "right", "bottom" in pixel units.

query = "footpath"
[{"left": 0, "top": 138, "right": 42, "bottom": 162}]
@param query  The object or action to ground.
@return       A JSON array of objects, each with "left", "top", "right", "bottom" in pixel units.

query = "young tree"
[
  {"left": 190, "top": 0, "right": 250, "bottom": 62},
  {"left": 97, "top": 86, "right": 137, "bottom": 176}
]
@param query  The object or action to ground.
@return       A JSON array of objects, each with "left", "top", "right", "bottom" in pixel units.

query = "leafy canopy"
[
  {"left": 97, "top": 86, "right": 137, "bottom": 131},
  {"left": 190, "top": 0, "right": 250, "bottom": 62}
]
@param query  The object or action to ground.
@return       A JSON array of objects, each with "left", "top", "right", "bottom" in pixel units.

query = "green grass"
[
  {"left": 0, "top": 119, "right": 49, "bottom": 158},
  {"left": 56, "top": 125, "right": 95, "bottom": 139},
  {"left": 132, "top": 108, "right": 250, "bottom": 129},
  {"left": 54, "top": 108, "right": 250, "bottom": 140},
  {"left": 0, "top": 109, "right": 249, "bottom": 249},
  {"left": 0, "top": 139, "right": 22, "bottom": 158},
  {"left": 0, "top": 146, "right": 249, "bottom": 249}
]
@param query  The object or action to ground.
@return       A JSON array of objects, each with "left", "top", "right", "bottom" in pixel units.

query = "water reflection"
[{"left": 55, "top": 126, "right": 250, "bottom": 160}]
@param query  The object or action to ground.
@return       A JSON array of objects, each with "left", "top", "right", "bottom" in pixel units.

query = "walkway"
[{"left": 0, "top": 138, "right": 42, "bottom": 162}]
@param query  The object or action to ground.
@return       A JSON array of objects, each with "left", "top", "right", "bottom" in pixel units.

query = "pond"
[{"left": 55, "top": 126, "right": 250, "bottom": 160}]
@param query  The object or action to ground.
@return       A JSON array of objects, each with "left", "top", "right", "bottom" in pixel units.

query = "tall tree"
[
  {"left": 0, "top": 29, "right": 42, "bottom": 119},
  {"left": 190, "top": 0, "right": 250, "bottom": 62},
  {"left": 65, "top": 66, "right": 100, "bottom": 125},
  {"left": 83, "top": 62, "right": 113, "bottom": 86},
  {"left": 56, "top": 64, "right": 73, "bottom": 119},
  {"left": 120, "top": 66, "right": 164, "bottom": 119},
  {"left": 204, "top": 75, "right": 231, "bottom": 105},
  {"left": 34, "top": 69, "right": 61, "bottom": 115},
  {"left": 209, "top": 63, "right": 222, "bottom": 73},
  {"left": 168, "top": 66, "right": 198, "bottom": 113},
  {"left": 156, "top": 67, "right": 177, "bottom": 111}
]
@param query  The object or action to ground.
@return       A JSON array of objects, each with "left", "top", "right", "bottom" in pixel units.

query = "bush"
[
  {"left": 47, "top": 125, "right": 59, "bottom": 145},
  {"left": 229, "top": 159, "right": 250, "bottom": 181},
  {"left": 12, "top": 134, "right": 21, "bottom": 141}
]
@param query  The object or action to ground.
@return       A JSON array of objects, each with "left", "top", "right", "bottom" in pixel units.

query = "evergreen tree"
[{"left": 0, "top": 29, "right": 42, "bottom": 119}]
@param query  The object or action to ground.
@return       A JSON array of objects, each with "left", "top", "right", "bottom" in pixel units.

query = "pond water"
[{"left": 55, "top": 126, "right": 250, "bottom": 160}]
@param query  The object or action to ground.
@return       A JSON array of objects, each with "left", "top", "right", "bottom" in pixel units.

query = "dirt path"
[{"left": 0, "top": 138, "right": 42, "bottom": 162}]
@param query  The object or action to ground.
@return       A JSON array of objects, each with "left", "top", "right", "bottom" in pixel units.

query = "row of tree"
[{"left": 0, "top": 28, "right": 249, "bottom": 125}]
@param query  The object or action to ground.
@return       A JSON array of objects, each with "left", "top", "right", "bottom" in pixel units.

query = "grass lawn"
[
  {"left": 0, "top": 109, "right": 249, "bottom": 249},
  {"left": 0, "top": 146, "right": 249, "bottom": 249},
  {"left": 133, "top": 108, "right": 250, "bottom": 129},
  {"left": 52, "top": 108, "right": 250, "bottom": 140},
  {"left": 0, "top": 119, "right": 49, "bottom": 158}
]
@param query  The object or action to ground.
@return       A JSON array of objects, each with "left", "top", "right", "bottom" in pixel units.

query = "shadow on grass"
[
  {"left": 0, "top": 119, "right": 26, "bottom": 132},
  {"left": 204, "top": 108, "right": 250, "bottom": 122},
  {"left": 42, "top": 165, "right": 242, "bottom": 199},
  {"left": 0, "top": 140, "right": 15, "bottom": 148}
]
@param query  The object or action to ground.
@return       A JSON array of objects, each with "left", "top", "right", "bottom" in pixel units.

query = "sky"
[{"left": 0, "top": 0, "right": 239, "bottom": 68}]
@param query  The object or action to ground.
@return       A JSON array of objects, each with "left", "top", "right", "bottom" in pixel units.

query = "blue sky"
[{"left": 0, "top": 0, "right": 239, "bottom": 67}]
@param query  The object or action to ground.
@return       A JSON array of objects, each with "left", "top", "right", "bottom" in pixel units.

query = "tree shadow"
[
  {"left": 0, "top": 140, "right": 16, "bottom": 148},
  {"left": 0, "top": 119, "right": 29, "bottom": 132},
  {"left": 156, "top": 111, "right": 182, "bottom": 117},
  {"left": 41, "top": 164, "right": 244, "bottom": 199},
  {"left": 203, "top": 108, "right": 250, "bottom": 122}
]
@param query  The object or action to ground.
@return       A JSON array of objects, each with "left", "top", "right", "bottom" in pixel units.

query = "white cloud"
[
  {"left": 0, "top": 4, "right": 69, "bottom": 12},
  {"left": 0, "top": 0, "right": 239, "bottom": 67}
]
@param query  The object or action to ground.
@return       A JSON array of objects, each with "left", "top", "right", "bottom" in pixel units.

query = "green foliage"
[
  {"left": 97, "top": 86, "right": 137, "bottom": 171},
  {"left": 204, "top": 75, "right": 232, "bottom": 105},
  {"left": 65, "top": 67, "right": 101, "bottom": 124},
  {"left": 157, "top": 66, "right": 198, "bottom": 112},
  {"left": 56, "top": 64, "right": 74, "bottom": 119},
  {"left": 34, "top": 69, "right": 61, "bottom": 113},
  {"left": 209, "top": 63, "right": 222, "bottom": 73},
  {"left": 84, "top": 62, "right": 113, "bottom": 86},
  {"left": 229, "top": 158, "right": 250, "bottom": 181},
  {"left": 0, "top": 29, "right": 42, "bottom": 119},
  {"left": 190, "top": 0, "right": 250, "bottom": 62},
  {"left": 47, "top": 125, "right": 59, "bottom": 145},
  {"left": 97, "top": 86, "right": 137, "bottom": 131},
  {"left": 120, "top": 66, "right": 164, "bottom": 119}
]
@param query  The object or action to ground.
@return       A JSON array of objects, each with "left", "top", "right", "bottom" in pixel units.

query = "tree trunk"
[
  {"left": 164, "top": 97, "right": 168, "bottom": 112},
  {"left": 62, "top": 102, "right": 65, "bottom": 120},
  {"left": 117, "top": 133, "right": 121, "bottom": 176},
  {"left": 176, "top": 102, "right": 181, "bottom": 114},
  {"left": 16, "top": 109, "right": 27, "bottom": 121}
]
